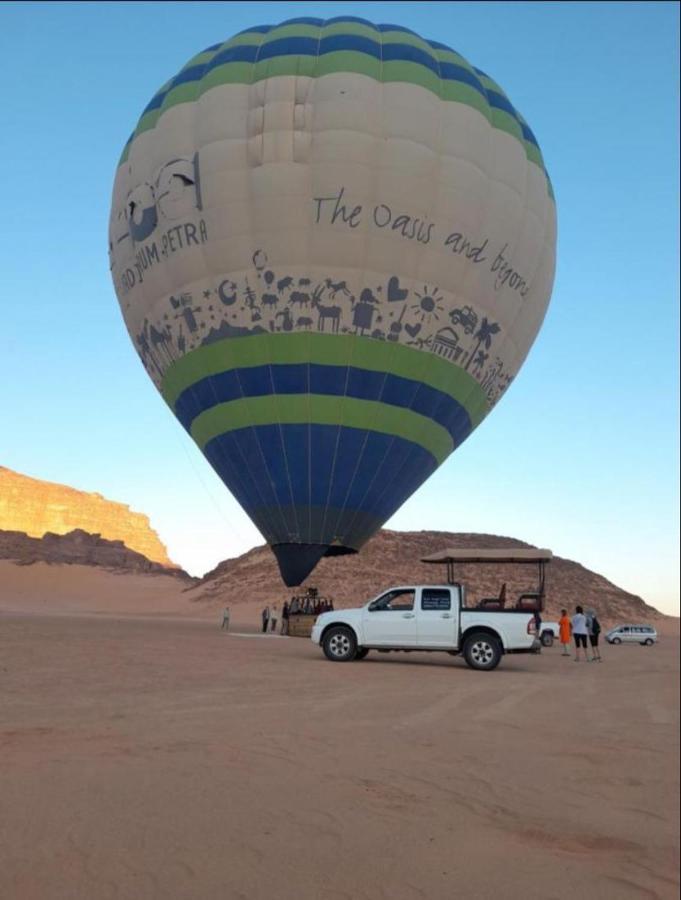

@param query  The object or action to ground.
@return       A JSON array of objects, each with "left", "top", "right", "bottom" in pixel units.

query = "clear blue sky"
[{"left": 1, "top": 2, "right": 679, "bottom": 614}]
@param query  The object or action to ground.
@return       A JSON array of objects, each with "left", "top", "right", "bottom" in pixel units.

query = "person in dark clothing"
[
  {"left": 281, "top": 601, "right": 290, "bottom": 635},
  {"left": 586, "top": 608, "right": 602, "bottom": 662},
  {"left": 261, "top": 606, "right": 270, "bottom": 634}
]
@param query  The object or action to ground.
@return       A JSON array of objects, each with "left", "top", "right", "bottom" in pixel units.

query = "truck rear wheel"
[
  {"left": 541, "top": 631, "right": 554, "bottom": 648},
  {"left": 322, "top": 626, "right": 357, "bottom": 662},
  {"left": 463, "top": 632, "right": 502, "bottom": 671}
]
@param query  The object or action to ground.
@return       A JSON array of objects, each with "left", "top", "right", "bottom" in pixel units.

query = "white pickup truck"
[{"left": 311, "top": 584, "right": 541, "bottom": 671}]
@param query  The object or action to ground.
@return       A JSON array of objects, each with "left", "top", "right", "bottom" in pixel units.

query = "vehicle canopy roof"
[{"left": 421, "top": 548, "right": 553, "bottom": 564}]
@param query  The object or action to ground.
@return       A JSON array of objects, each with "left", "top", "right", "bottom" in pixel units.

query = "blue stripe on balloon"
[
  {"left": 487, "top": 89, "right": 517, "bottom": 117},
  {"left": 143, "top": 90, "right": 168, "bottom": 115},
  {"left": 438, "top": 61, "right": 486, "bottom": 94},
  {"left": 377, "top": 23, "right": 418, "bottom": 34},
  {"left": 173, "top": 364, "right": 473, "bottom": 447},
  {"left": 170, "top": 64, "right": 210, "bottom": 90},
  {"left": 381, "top": 42, "right": 441, "bottom": 74},
  {"left": 141, "top": 30, "right": 530, "bottom": 141},
  {"left": 427, "top": 39, "right": 457, "bottom": 52},
  {"left": 162, "top": 35, "right": 500, "bottom": 108},
  {"left": 203, "top": 424, "right": 438, "bottom": 533},
  {"left": 318, "top": 33, "right": 383, "bottom": 58},
  {"left": 234, "top": 24, "right": 273, "bottom": 35},
  {"left": 258, "top": 36, "right": 320, "bottom": 60},
  {"left": 206, "top": 43, "right": 261, "bottom": 71},
  {"left": 278, "top": 17, "right": 326, "bottom": 26},
  {"left": 325, "top": 16, "right": 378, "bottom": 27},
  {"left": 520, "top": 121, "right": 539, "bottom": 148}
]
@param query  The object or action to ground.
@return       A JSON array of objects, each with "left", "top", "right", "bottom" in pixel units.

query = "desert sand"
[{"left": 1, "top": 569, "right": 679, "bottom": 900}]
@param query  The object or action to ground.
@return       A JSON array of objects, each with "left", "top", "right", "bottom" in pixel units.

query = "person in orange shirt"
[{"left": 559, "top": 608, "right": 571, "bottom": 656}]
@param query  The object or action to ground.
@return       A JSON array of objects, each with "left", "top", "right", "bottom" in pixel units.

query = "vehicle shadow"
[{"left": 307, "top": 651, "right": 538, "bottom": 674}]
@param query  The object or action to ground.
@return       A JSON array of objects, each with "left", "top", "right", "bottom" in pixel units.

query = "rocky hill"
[
  {"left": 0, "top": 466, "right": 176, "bottom": 567},
  {"left": 0, "top": 529, "right": 191, "bottom": 578},
  {"left": 188, "top": 530, "right": 663, "bottom": 626}
]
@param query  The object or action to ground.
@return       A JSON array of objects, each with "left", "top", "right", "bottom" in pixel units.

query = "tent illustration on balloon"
[{"left": 109, "top": 16, "right": 556, "bottom": 586}]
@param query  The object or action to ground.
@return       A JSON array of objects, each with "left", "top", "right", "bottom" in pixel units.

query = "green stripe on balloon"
[
  {"left": 119, "top": 50, "right": 549, "bottom": 185},
  {"left": 161, "top": 333, "right": 490, "bottom": 428},
  {"left": 190, "top": 393, "right": 455, "bottom": 464}
]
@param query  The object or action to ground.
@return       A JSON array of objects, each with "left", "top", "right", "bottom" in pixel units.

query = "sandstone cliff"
[
  {"left": 0, "top": 466, "right": 176, "bottom": 568},
  {"left": 189, "top": 529, "right": 663, "bottom": 626},
  {"left": 0, "top": 529, "right": 191, "bottom": 578}
]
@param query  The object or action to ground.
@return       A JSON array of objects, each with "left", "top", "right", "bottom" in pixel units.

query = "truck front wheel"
[
  {"left": 463, "top": 633, "right": 502, "bottom": 671},
  {"left": 322, "top": 626, "right": 357, "bottom": 662}
]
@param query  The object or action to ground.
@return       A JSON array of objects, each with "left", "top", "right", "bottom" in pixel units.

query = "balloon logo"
[{"left": 109, "top": 16, "right": 556, "bottom": 585}]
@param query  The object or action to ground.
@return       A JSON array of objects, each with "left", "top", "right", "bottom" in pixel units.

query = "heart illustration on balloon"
[
  {"left": 405, "top": 322, "right": 422, "bottom": 338},
  {"left": 387, "top": 276, "right": 408, "bottom": 303}
]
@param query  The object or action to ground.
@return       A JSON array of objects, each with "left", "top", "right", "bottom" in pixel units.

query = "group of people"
[
  {"left": 260, "top": 597, "right": 334, "bottom": 635},
  {"left": 559, "top": 605, "right": 602, "bottom": 661}
]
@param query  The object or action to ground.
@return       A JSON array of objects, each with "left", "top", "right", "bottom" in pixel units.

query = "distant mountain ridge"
[
  {"left": 0, "top": 466, "right": 176, "bottom": 568},
  {"left": 0, "top": 529, "right": 191, "bottom": 578},
  {"left": 189, "top": 530, "right": 663, "bottom": 626},
  {"left": 0, "top": 465, "right": 666, "bottom": 625}
]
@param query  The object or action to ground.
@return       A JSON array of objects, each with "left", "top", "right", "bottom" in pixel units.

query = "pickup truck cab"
[{"left": 311, "top": 584, "right": 540, "bottom": 670}]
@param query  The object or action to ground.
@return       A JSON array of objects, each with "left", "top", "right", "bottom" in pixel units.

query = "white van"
[{"left": 605, "top": 624, "right": 657, "bottom": 645}]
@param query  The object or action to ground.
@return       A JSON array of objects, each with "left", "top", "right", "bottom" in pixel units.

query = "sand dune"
[
  {"left": 0, "top": 561, "right": 195, "bottom": 617},
  {"left": 0, "top": 604, "right": 678, "bottom": 899}
]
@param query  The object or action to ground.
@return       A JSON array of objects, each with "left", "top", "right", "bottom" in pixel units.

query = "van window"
[{"left": 422, "top": 589, "right": 451, "bottom": 611}]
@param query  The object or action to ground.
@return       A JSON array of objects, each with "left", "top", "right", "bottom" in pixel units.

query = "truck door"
[
  {"left": 361, "top": 588, "right": 419, "bottom": 647},
  {"left": 416, "top": 588, "right": 459, "bottom": 648}
]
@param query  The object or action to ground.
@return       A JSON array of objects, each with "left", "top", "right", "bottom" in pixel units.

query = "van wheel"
[
  {"left": 354, "top": 648, "right": 370, "bottom": 660},
  {"left": 612, "top": 637, "right": 622, "bottom": 644},
  {"left": 463, "top": 633, "right": 502, "bottom": 671},
  {"left": 644, "top": 639, "right": 654, "bottom": 646},
  {"left": 541, "top": 632, "right": 554, "bottom": 648},
  {"left": 322, "top": 626, "right": 357, "bottom": 662}
]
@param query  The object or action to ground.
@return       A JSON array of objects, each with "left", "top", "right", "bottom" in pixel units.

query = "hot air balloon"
[{"left": 109, "top": 16, "right": 556, "bottom": 586}]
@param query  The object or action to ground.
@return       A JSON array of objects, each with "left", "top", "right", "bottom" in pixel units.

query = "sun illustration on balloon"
[{"left": 411, "top": 286, "right": 444, "bottom": 323}]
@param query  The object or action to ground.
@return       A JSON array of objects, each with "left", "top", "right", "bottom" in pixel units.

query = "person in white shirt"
[
  {"left": 270, "top": 604, "right": 279, "bottom": 633},
  {"left": 572, "top": 605, "right": 590, "bottom": 662}
]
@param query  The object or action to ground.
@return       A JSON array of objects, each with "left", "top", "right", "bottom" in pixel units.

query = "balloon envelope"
[{"left": 109, "top": 16, "right": 556, "bottom": 585}]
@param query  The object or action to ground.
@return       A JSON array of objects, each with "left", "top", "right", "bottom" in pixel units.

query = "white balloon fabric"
[{"left": 109, "top": 16, "right": 556, "bottom": 585}]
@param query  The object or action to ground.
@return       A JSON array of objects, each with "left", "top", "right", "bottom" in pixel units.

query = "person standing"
[
  {"left": 261, "top": 606, "right": 270, "bottom": 634},
  {"left": 220, "top": 607, "right": 230, "bottom": 631},
  {"left": 281, "top": 600, "right": 290, "bottom": 635},
  {"left": 572, "top": 605, "right": 590, "bottom": 662},
  {"left": 586, "top": 608, "right": 602, "bottom": 662},
  {"left": 558, "top": 609, "right": 571, "bottom": 656},
  {"left": 270, "top": 604, "right": 279, "bottom": 633}
]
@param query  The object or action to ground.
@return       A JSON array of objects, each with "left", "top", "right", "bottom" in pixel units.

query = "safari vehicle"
[
  {"left": 606, "top": 624, "right": 658, "bottom": 646},
  {"left": 311, "top": 548, "right": 552, "bottom": 671}
]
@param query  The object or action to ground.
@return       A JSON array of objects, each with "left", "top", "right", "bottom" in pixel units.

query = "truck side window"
[
  {"left": 369, "top": 590, "right": 415, "bottom": 612},
  {"left": 422, "top": 589, "right": 451, "bottom": 611}
]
